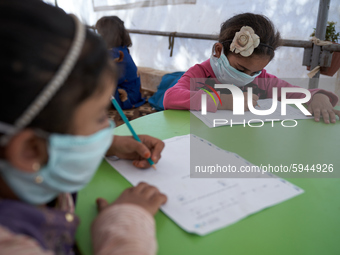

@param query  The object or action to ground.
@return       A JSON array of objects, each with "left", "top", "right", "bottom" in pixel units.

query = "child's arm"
[
  {"left": 163, "top": 64, "right": 220, "bottom": 112},
  {"left": 256, "top": 69, "right": 339, "bottom": 123},
  {"left": 257, "top": 69, "right": 338, "bottom": 105},
  {"left": 91, "top": 183, "right": 167, "bottom": 255}
]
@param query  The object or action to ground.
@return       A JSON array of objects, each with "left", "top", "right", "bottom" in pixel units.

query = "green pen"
[{"left": 111, "top": 96, "right": 156, "bottom": 169}]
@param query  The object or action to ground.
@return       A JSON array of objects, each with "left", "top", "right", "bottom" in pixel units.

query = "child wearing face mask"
[
  {"left": 163, "top": 13, "right": 340, "bottom": 124},
  {"left": 0, "top": 1, "right": 166, "bottom": 254},
  {"left": 95, "top": 16, "right": 146, "bottom": 110}
]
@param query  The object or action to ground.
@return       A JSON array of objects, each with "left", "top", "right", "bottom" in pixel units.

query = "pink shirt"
[{"left": 163, "top": 59, "right": 338, "bottom": 112}]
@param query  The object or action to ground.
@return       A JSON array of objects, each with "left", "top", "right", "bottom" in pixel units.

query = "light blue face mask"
[
  {"left": 210, "top": 48, "right": 262, "bottom": 87},
  {"left": 0, "top": 120, "right": 114, "bottom": 204}
]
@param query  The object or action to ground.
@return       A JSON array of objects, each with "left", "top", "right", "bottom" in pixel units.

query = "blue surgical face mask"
[
  {"left": 0, "top": 120, "right": 114, "bottom": 204},
  {"left": 210, "top": 48, "right": 262, "bottom": 87}
]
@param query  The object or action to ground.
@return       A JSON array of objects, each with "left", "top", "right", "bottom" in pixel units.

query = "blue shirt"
[{"left": 109, "top": 46, "right": 145, "bottom": 109}]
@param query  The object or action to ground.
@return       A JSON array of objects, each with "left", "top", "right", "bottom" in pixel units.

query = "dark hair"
[
  {"left": 0, "top": 0, "right": 116, "bottom": 135},
  {"left": 95, "top": 16, "right": 132, "bottom": 48},
  {"left": 218, "top": 13, "right": 281, "bottom": 60}
]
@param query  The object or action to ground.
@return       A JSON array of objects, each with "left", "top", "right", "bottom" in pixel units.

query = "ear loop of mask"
[{"left": 0, "top": 120, "right": 50, "bottom": 159}]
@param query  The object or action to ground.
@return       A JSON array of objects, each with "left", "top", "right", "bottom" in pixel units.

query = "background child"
[
  {"left": 163, "top": 13, "right": 340, "bottom": 124},
  {"left": 0, "top": 0, "right": 166, "bottom": 254},
  {"left": 96, "top": 16, "right": 146, "bottom": 110}
]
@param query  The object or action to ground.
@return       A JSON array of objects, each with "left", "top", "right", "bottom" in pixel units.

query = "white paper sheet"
[
  {"left": 191, "top": 99, "right": 313, "bottom": 128},
  {"left": 106, "top": 135, "right": 304, "bottom": 235}
]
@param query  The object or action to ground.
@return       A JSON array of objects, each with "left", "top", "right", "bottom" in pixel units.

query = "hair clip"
[{"left": 230, "top": 26, "right": 260, "bottom": 57}]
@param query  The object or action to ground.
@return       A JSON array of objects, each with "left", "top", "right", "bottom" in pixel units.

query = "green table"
[{"left": 76, "top": 110, "right": 340, "bottom": 255}]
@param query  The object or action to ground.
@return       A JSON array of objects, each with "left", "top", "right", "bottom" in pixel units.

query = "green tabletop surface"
[{"left": 76, "top": 110, "right": 340, "bottom": 255}]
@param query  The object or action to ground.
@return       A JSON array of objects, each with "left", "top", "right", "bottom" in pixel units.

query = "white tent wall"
[{"left": 55, "top": 0, "right": 340, "bottom": 93}]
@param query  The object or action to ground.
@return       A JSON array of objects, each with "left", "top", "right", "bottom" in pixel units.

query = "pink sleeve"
[
  {"left": 163, "top": 64, "right": 219, "bottom": 112},
  {"left": 0, "top": 226, "right": 53, "bottom": 255},
  {"left": 256, "top": 70, "right": 339, "bottom": 106},
  {"left": 91, "top": 204, "right": 157, "bottom": 255}
]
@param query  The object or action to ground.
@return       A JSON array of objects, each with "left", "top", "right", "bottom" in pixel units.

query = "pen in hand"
[{"left": 111, "top": 96, "right": 156, "bottom": 170}]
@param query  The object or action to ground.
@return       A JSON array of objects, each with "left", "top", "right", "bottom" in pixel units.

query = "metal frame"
[
  {"left": 308, "top": 0, "right": 331, "bottom": 89},
  {"left": 92, "top": 0, "right": 196, "bottom": 11},
  {"left": 124, "top": 0, "right": 340, "bottom": 88}
]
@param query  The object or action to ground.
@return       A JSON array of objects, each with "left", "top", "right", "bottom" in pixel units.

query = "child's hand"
[
  {"left": 308, "top": 93, "right": 340, "bottom": 124},
  {"left": 218, "top": 92, "right": 258, "bottom": 111},
  {"left": 218, "top": 94, "right": 233, "bottom": 110},
  {"left": 118, "top": 88, "right": 128, "bottom": 102},
  {"left": 96, "top": 182, "right": 167, "bottom": 215},
  {"left": 244, "top": 92, "right": 259, "bottom": 111},
  {"left": 113, "top": 50, "right": 124, "bottom": 63},
  {"left": 106, "top": 135, "right": 165, "bottom": 168}
]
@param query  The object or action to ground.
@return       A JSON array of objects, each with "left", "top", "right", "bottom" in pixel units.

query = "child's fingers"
[
  {"left": 313, "top": 108, "right": 321, "bottom": 122},
  {"left": 151, "top": 193, "right": 168, "bottom": 207},
  {"left": 140, "top": 135, "right": 164, "bottom": 163},
  {"left": 252, "top": 94, "right": 259, "bottom": 101},
  {"left": 329, "top": 110, "right": 337, "bottom": 123},
  {"left": 134, "top": 182, "right": 149, "bottom": 193},
  {"left": 334, "top": 109, "right": 340, "bottom": 121},
  {"left": 127, "top": 136, "right": 164, "bottom": 168},
  {"left": 132, "top": 141, "right": 152, "bottom": 160},
  {"left": 252, "top": 94, "right": 259, "bottom": 107},
  {"left": 321, "top": 109, "right": 330, "bottom": 124},
  {"left": 134, "top": 158, "right": 161, "bottom": 169},
  {"left": 150, "top": 140, "right": 164, "bottom": 163},
  {"left": 96, "top": 198, "right": 109, "bottom": 212},
  {"left": 141, "top": 185, "right": 159, "bottom": 198},
  {"left": 133, "top": 159, "right": 149, "bottom": 168}
]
